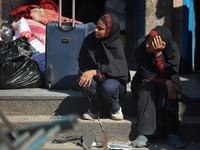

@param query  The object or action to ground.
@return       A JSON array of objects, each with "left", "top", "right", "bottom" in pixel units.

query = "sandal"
[
  {"left": 130, "top": 135, "right": 150, "bottom": 148},
  {"left": 165, "top": 135, "right": 186, "bottom": 149}
]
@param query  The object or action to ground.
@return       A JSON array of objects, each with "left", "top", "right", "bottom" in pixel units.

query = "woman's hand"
[
  {"left": 79, "top": 70, "right": 97, "bottom": 87},
  {"left": 165, "top": 80, "right": 177, "bottom": 100},
  {"left": 152, "top": 36, "right": 166, "bottom": 57}
]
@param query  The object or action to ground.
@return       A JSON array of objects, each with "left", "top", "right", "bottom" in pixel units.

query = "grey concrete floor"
[{"left": 0, "top": 70, "right": 199, "bottom": 99}]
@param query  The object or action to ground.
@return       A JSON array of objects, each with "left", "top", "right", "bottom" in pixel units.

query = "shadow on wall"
[
  {"left": 194, "top": 0, "right": 200, "bottom": 70},
  {"left": 155, "top": 0, "right": 195, "bottom": 74},
  {"left": 1, "top": 0, "right": 106, "bottom": 24},
  {"left": 181, "top": 3, "right": 195, "bottom": 72},
  {"left": 53, "top": 0, "right": 106, "bottom": 24},
  {"left": 171, "top": 0, "right": 200, "bottom": 71},
  {"left": 155, "top": 0, "right": 173, "bottom": 31}
]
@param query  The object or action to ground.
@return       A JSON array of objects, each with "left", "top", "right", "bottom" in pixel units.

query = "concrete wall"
[
  {"left": 0, "top": 0, "right": 25, "bottom": 24},
  {"left": 145, "top": 0, "right": 173, "bottom": 34}
]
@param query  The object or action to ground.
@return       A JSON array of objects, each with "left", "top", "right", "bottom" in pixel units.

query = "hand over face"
[{"left": 152, "top": 36, "right": 166, "bottom": 52}]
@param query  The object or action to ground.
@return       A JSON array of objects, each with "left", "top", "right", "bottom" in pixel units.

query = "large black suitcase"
[{"left": 45, "top": 0, "right": 96, "bottom": 90}]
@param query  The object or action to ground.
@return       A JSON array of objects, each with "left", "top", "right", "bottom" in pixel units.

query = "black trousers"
[{"left": 131, "top": 81, "right": 179, "bottom": 136}]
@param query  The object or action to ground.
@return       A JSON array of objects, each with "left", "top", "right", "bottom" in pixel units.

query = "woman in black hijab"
[
  {"left": 130, "top": 26, "right": 186, "bottom": 149},
  {"left": 78, "top": 14, "right": 130, "bottom": 120}
]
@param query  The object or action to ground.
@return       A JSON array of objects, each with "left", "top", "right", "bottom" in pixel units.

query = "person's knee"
[
  {"left": 76, "top": 79, "right": 89, "bottom": 92},
  {"left": 105, "top": 86, "right": 117, "bottom": 94},
  {"left": 101, "top": 84, "right": 119, "bottom": 99}
]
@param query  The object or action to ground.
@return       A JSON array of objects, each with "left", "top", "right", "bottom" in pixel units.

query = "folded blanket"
[
  {"left": 30, "top": 8, "right": 73, "bottom": 25},
  {"left": 26, "top": 19, "right": 46, "bottom": 45},
  {"left": 10, "top": 0, "right": 59, "bottom": 19}
]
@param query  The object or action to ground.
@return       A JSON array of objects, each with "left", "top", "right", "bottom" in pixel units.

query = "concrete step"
[
  {"left": 0, "top": 71, "right": 200, "bottom": 117},
  {"left": 41, "top": 141, "right": 200, "bottom": 150},
  {"left": 1, "top": 115, "right": 200, "bottom": 143},
  {"left": 0, "top": 88, "right": 199, "bottom": 119},
  {"left": 0, "top": 88, "right": 136, "bottom": 117},
  {"left": 0, "top": 71, "right": 200, "bottom": 149}
]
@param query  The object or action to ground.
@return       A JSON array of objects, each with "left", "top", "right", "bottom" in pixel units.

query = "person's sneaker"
[
  {"left": 130, "top": 135, "right": 149, "bottom": 148},
  {"left": 82, "top": 109, "right": 99, "bottom": 120},
  {"left": 111, "top": 107, "right": 124, "bottom": 120}
]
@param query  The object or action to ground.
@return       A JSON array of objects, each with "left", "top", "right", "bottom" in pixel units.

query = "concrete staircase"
[{"left": 0, "top": 71, "right": 200, "bottom": 150}]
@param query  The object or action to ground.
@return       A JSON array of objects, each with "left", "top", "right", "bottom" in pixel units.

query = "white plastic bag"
[{"left": 12, "top": 17, "right": 45, "bottom": 74}]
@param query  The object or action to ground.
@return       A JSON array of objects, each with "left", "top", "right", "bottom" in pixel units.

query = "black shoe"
[{"left": 165, "top": 135, "right": 186, "bottom": 149}]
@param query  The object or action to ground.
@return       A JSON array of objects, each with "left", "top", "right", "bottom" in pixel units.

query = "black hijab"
[
  {"left": 149, "top": 26, "right": 180, "bottom": 72},
  {"left": 134, "top": 26, "right": 182, "bottom": 91},
  {"left": 78, "top": 14, "right": 130, "bottom": 85}
]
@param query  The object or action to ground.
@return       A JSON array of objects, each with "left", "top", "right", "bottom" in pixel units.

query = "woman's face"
[
  {"left": 95, "top": 19, "right": 106, "bottom": 39},
  {"left": 145, "top": 35, "right": 154, "bottom": 53}
]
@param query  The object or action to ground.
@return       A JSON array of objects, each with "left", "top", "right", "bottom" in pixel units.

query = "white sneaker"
[
  {"left": 82, "top": 109, "right": 99, "bottom": 120},
  {"left": 111, "top": 107, "right": 124, "bottom": 120}
]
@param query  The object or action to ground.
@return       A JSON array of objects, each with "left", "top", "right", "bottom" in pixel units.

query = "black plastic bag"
[
  {"left": 0, "top": 36, "right": 42, "bottom": 89},
  {"left": 0, "top": 23, "right": 13, "bottom": 42},
  {"left": 1, "top": 28, "right": 13, "bottom": 42}
]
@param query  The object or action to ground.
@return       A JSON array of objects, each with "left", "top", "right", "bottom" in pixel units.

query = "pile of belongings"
[{"left": 0, "top": 0, "right": 81, "bottom": 89}]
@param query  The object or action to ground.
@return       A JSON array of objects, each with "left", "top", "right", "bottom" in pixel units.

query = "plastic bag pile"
[{"left": 0, "top": 36, "right": 42, "bottom": 89}]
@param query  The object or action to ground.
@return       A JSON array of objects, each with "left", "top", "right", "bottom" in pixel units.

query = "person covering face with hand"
[
  {"left": 130, "top": 26, "right": 186, "bottom": 149},
  {"left": 78, "top": 14, "right": 130, "bottom": 120}
]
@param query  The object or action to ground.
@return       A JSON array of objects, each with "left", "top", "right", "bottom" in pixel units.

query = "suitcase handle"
[
  {"left": 56, "top": 22, "right": 76, "bottom": 32},
  {"left": 59, "top": 0, "right": 75, "bottom": 28},
  {"left": 72, "top": 0, "right": 75, "bottom": 27}
]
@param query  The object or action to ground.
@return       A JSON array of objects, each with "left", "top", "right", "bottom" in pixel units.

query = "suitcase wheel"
[{"left": 48, "top": 83, "right": 52, "bottom": 89}]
